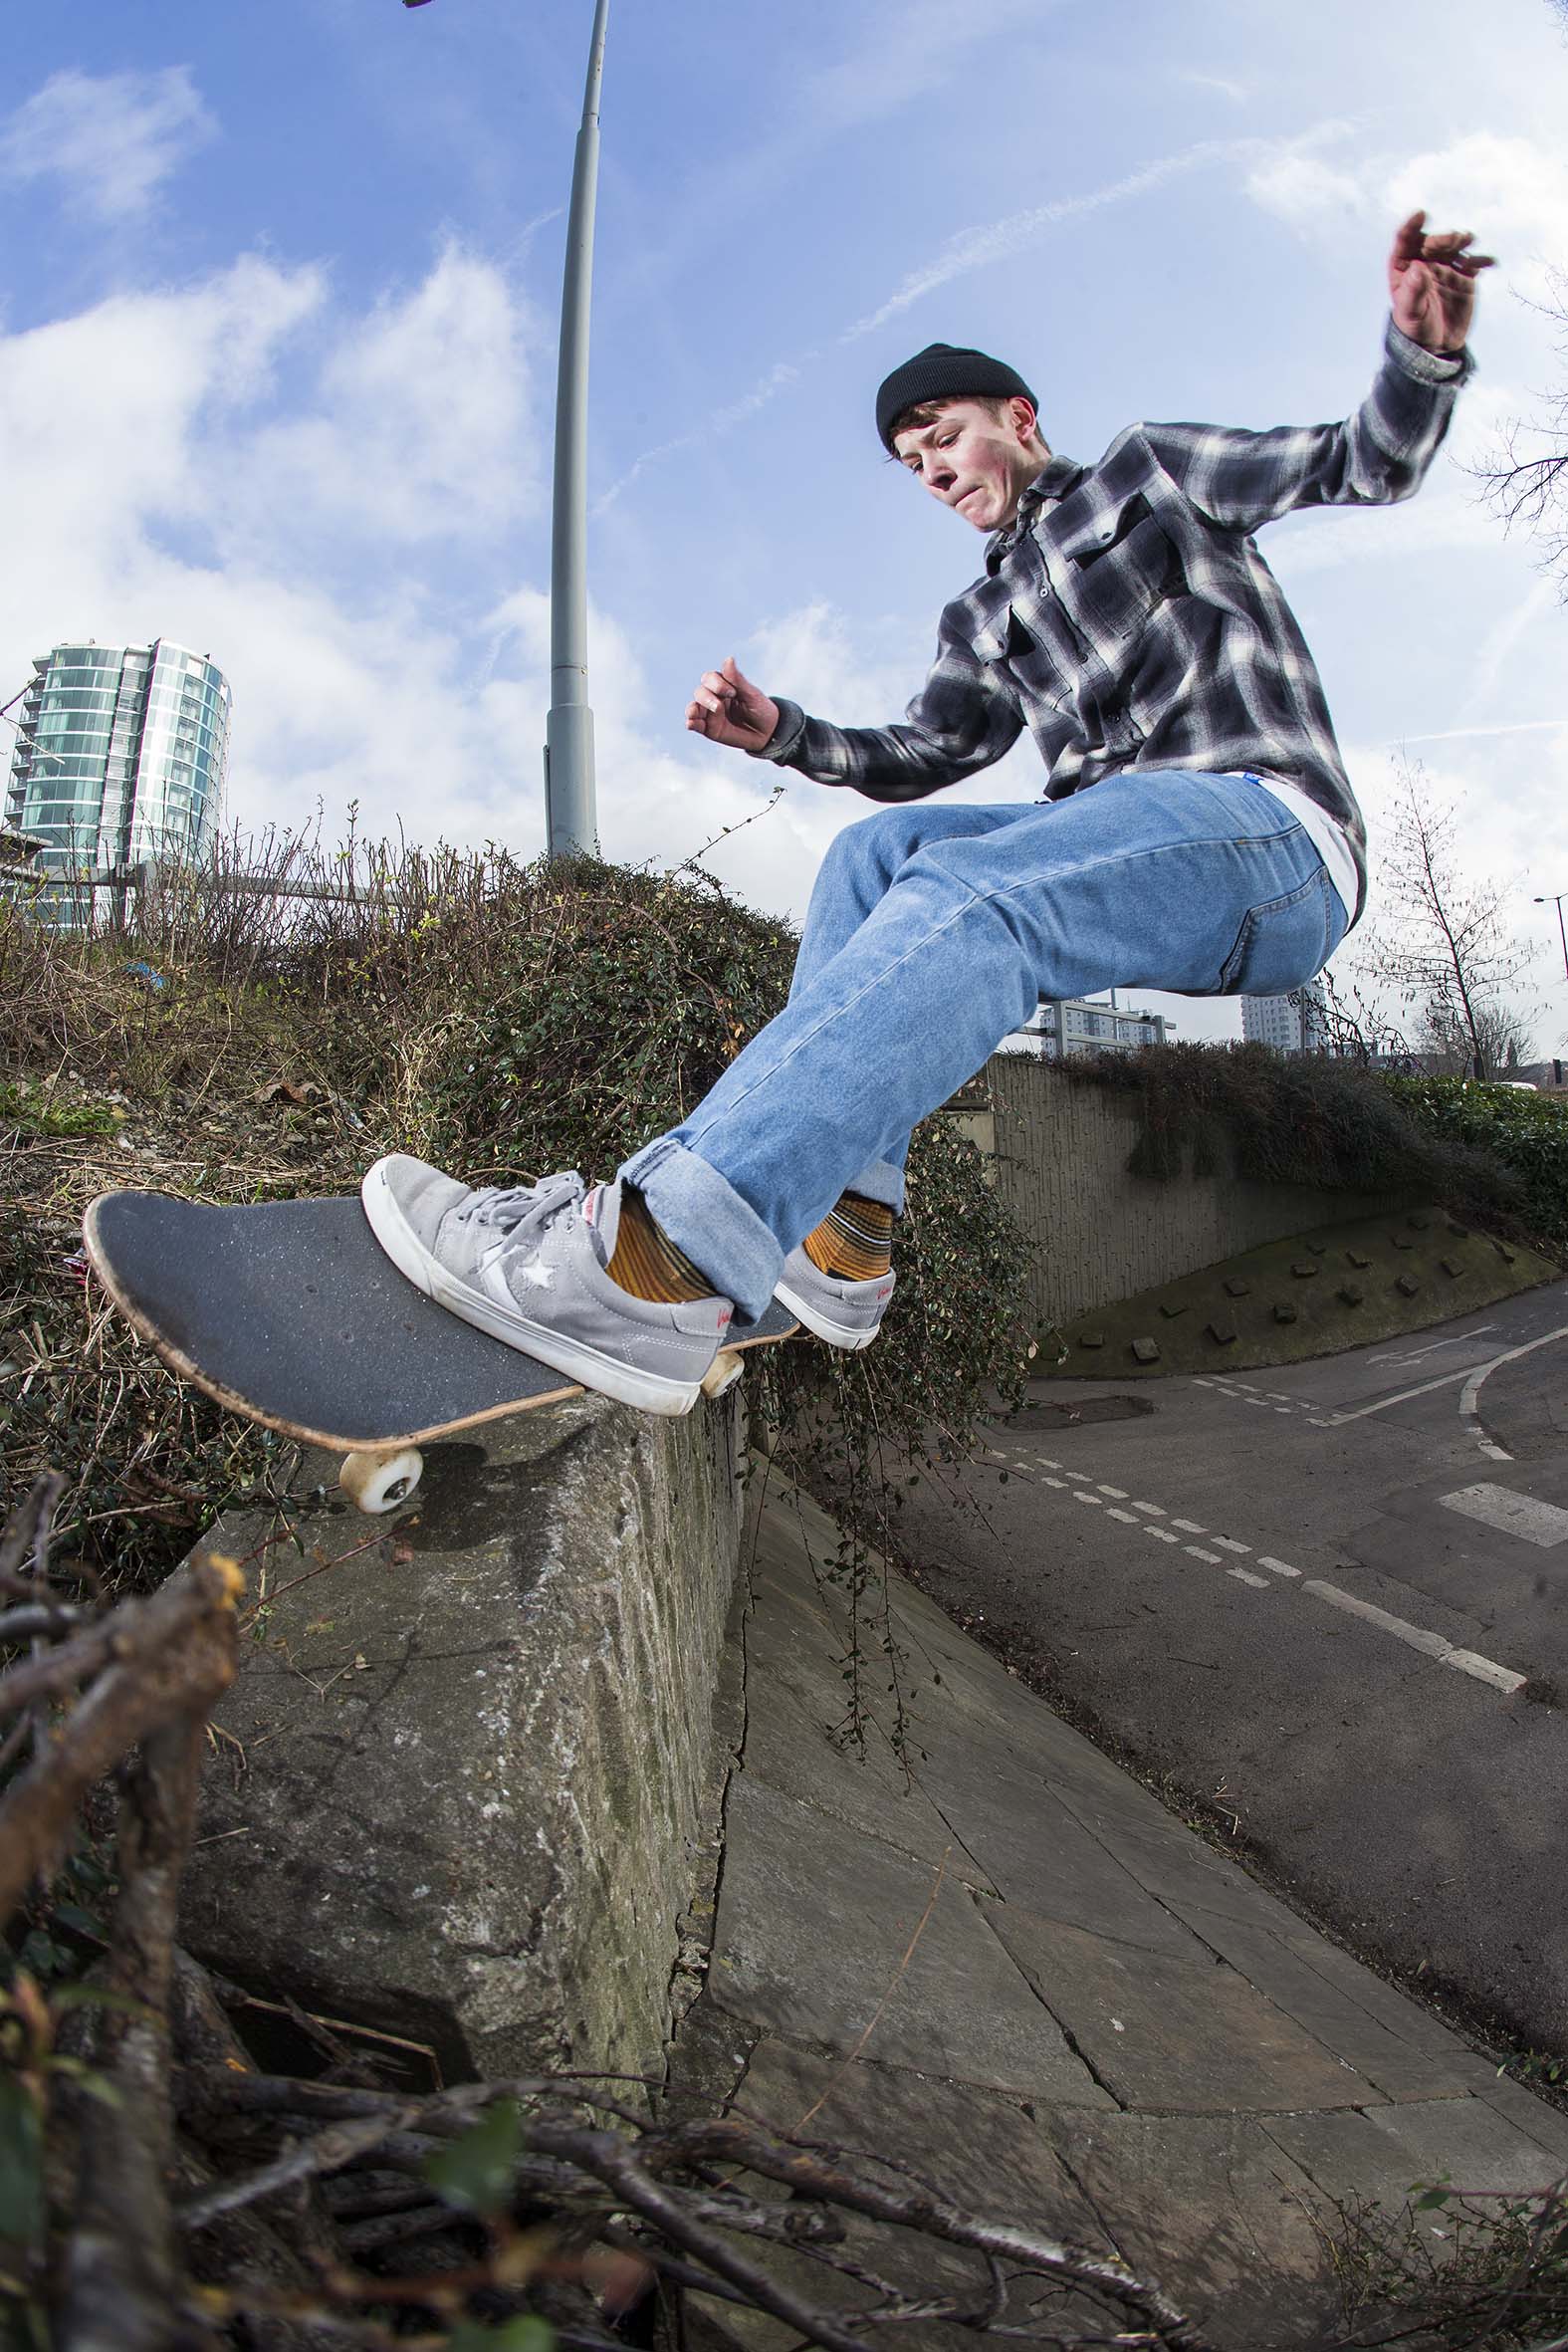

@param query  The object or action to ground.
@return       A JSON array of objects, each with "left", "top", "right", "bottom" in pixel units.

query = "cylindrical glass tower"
[{"left": 5, "top": 637, "right": 231, "bottom": 922}]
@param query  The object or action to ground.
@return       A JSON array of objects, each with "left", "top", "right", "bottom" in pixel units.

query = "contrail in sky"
[{"left": 842, "top": 138, "right": 1262, "bottom": 340}]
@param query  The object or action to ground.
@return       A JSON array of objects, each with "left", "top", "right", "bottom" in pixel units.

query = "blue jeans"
[{"left": 620, "top": 771, "right": 1348, "bottom": 1319}]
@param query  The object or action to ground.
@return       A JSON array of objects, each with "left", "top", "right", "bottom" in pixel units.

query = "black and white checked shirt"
[{"left": 758, "top": 322, "right": 1471, "bottom": 919}]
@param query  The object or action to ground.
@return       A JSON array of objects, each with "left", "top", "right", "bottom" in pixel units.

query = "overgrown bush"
[
  {"left": 1387, "top": 1074, "right": 1568, "bottom": 1255},
  {"left": 0, "top": 829, "right": 1033, "bottom": 1592}
]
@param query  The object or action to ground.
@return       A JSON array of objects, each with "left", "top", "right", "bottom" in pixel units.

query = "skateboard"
[{"left": 83, "top": 1190, "right": 799, "bottom": 1515}]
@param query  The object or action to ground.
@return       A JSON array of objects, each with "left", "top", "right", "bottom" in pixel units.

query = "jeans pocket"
[{"left": 1218, "top": 866, "right": 1343, "bottom": 996}]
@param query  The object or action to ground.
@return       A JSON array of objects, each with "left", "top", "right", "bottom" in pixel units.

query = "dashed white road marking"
[
  {"left": 1440, "top": 1484, "right": 1568, "bottom": 1549},
  {"left": 1000, "top": 1427, "right": 1528, "bottom": 1697}
]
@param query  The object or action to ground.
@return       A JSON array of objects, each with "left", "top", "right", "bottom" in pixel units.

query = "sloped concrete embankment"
[
  {"left": 668, "top": 1474, "right": 1568, "bottom": 2351},
  {"left": 179, "top": 1390, "right": 746, "bottom": 2085}
]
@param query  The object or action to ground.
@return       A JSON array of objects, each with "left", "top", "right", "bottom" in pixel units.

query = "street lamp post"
[
  {"left": 1535, "top": 892, "right": 1568, "bottom": 982},
  {"left": 543, "top": 0, "right": 609, "bottom": 859}
]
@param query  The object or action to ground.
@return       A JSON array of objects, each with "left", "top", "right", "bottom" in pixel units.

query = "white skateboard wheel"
[
  {"left": 339, "top": 1448, "right": 423, "bottom": 1514},
  {"left": 700, "top": 1349, "right": 746, "bottom": 1400}
]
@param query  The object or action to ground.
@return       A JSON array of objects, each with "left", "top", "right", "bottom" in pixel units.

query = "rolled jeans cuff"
[
  {"left": 846, "top": 1158, "right": 905, "bottom": 1213},
  {"left": 618, "top": 1137, "right": 783, "bottom": 1324}
]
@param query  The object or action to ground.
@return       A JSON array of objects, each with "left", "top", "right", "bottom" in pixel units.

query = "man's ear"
[{"left": 1008, "top": 393, "right": 1039, "bottom": 443}]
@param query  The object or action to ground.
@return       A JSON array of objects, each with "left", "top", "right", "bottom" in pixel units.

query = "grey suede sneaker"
[
  {"left": 775, "top": 1245, "right": 894, "bottom": 1351},
  {"left": 361, "top": 1156, "right": 734, "bottom": 1417}
]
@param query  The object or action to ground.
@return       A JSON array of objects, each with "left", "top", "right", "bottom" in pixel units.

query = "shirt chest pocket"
[{"left": 1052, "top": 494, "right": 1186, "bottom": 648}]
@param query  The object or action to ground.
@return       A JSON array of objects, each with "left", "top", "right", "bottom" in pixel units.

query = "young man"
[{"left": 362, "top": 211, "right": 1490, "bottom": 1415}]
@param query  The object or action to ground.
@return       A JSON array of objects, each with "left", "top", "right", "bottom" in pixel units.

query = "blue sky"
[{"left": 2, "top": 0, "right": 1566, "bottom": 1045}]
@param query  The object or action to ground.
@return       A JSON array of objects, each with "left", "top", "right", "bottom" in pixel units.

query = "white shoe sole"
[
  {"left": 775, "top": 1277, "right": 884, "bottom": 1351},
  {"left": 360, "top": 1162, "right": 704, "bottom": 1417}
]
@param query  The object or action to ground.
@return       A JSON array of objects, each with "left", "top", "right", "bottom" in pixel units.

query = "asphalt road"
[{"left": 890, "top": 1279, "right": 1568, "bottom": 2054}]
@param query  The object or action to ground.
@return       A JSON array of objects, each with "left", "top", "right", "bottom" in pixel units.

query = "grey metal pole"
[{"left": 544, "top": 0, "right": 609, "bottom": 859}]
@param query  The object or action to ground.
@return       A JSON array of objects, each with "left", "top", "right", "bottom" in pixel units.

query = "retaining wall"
[
  {"left": 974, "top": 1058, "right": 1412, "bottom": 1330},
  {"left": 179, "top": 1389, "right": 746, "bottom": 2086}
]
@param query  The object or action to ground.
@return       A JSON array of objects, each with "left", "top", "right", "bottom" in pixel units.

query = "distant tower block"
[{"left": 5, "top": 638, "right": 231, "bottom": 923}]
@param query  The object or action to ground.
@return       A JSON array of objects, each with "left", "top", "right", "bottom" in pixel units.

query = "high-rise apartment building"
[
  {"left": 5, "top": 639, "right": 231, "bottom": 914},
  {"left": 1240, "top": 981, "right": 1330, "bottom": 1054}
]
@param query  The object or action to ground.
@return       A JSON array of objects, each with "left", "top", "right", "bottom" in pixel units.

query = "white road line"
[
  {"left": 1074, "top": 1490, "right": 1105, "bottom": 1508},
  {"left": 1186, "top": 1545, "right": 1222, "bottom": 1563},
  {"left": 1300, "top": 1579, "right": 1524, "bottom": 1691},
  {"left": 1172, "top": 1517, "right": 1208, "bottom": 1533},
  {"left": 1145, "top": 1526, "right": 1180, "bottom": 1544},
  {"left": 1303, "top": 1579, "right": 1457, "bottom": 1660},
  {"left": 1035, "top": 1457, "right": 1061, "bottom": 1470},
  {"left": 1042, "top": 1477, "right": 1068, "bottom": 1490},
  {"left": 1106, "top": 1508, "right": 1140, "bottom": 1524},
  {"left": 1098, "top": 1484, "right": 1129, "bottom": 1498},
  {"left": 1063, "top": 1469, "right": 1088, "bottom": 1482},
  {"left": 1213, "top": 1535, "right": 1251, "bottom": 1555},
  {"left": 1132, "top": 1501, "right": 1166, "bottom": 1517},
  {"left": 1229, "top": 1566, "right": 1271, "bottom": 1589},
  {"left": 1440, "top": 1484, "right": 1568, "bottom": 1549},
  {"left": 1308, "top": 1416, "right": 1340, "bottom": 1428},
  {"left": 1457, "top": 1323, "right": 1568, "bottom": 1465},
  {"left": 1333, "top": 1363, "right": 1490, "bottom": 1420},
  {"left": 1258, "top": 1556, "right": 1301, "bottom": 1578},
  {"left": 1446, "top": 1649, "right": 1529, "bottom": 1696}
]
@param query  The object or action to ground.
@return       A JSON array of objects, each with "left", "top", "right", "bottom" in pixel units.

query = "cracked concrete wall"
[
  {"left": 983, "top": 1058, "right": 1410, "bottom": 1330},
  {"left": 179, "top": 1390, "right": 746, "bottom": 2086}
]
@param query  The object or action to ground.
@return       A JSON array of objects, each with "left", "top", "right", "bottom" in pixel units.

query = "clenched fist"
[{"left": 686, "top": 655, "right": 780, "bottom": 753}]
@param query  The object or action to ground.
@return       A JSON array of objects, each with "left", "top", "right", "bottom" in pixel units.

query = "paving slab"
[
  {"left": 1042, "top": 2108, "right": 1338, "bottom": 2350},
  {"left": 1174, "top": 1901, "right": 1500, "bottom": 2102},
  {"left": 1264, "top": 2094, "right": 1568, "bottom": 2204},
  {"left": 741, "top": 1548, "right": 995, "bottom": 1886},
  {"left": 986, "top": 1903, "right": 1373, "bottom": 2113},
  {"left": 710, "top": 1774, "right": 1111, "bottom": 2104}
]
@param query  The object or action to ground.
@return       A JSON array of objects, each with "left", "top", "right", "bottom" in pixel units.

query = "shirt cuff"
[
  {"left": 1385, "top": 317, "right": 1472, "bottom": 385},
  {"left": 750, "top": 695, "right": 806, "bottom": 762}
]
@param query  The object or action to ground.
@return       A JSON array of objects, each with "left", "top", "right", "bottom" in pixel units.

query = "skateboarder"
[{"left": 363, "top": 210, "right": 1491, "bottom": 1417}]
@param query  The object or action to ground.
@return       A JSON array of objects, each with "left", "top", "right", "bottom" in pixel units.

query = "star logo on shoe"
[{"left": 518, "top": 1263, "right": 556, "bottom": 1291}]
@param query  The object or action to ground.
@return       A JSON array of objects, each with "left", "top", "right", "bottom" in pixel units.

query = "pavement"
[
  {"left": 887, "top": 1278, "right": 1568, "bottom": 2054},
  {"left": 666, "top": 1467, "right": 1568, "bottom": 2351}
]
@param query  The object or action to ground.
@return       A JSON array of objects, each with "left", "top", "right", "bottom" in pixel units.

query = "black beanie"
[{"left": 875, "top": 342, "right": 1038, "bottom": 452}]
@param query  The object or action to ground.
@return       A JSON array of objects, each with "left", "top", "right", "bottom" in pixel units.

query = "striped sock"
[
  {"left": 605, "top": 1186, "right": 718, "bottom": 1304},
  {"left": 802, "top": 1193, "right": 894, "bottom": 1281}
]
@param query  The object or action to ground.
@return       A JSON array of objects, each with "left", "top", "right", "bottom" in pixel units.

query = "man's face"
[{"left": 892, "top": 395, "right": 1044, "bottom": 532}]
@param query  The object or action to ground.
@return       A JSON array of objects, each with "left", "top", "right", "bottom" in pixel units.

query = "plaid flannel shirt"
[{"left": 758, "top": 321, "right": 1472, "bottom": 920}]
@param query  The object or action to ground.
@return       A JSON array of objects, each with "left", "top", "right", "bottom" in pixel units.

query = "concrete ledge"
[{"left": 179, "top": 1391, "right": 746, "bottom": 2085}]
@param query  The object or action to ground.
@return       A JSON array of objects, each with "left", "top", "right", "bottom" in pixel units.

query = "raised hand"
[
  {"left": 685, "top": 655, "right": 781, "bottom": 753},
  {"left": 1388, "top": 211, "right": 1494, "bottom": 354}
]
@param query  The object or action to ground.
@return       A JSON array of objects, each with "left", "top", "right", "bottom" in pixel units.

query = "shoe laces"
[{"left": 448, "top": 1168, "right": 586, "bottom": 1257}]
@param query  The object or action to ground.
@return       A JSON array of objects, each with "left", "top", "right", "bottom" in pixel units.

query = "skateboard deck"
[{"left": 83, "top": 1190, "right": 798, "bottom": 1505}]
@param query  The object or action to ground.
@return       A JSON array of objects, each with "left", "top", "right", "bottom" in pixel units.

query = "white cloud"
[
  {"left": 236, "top": 245, "right": 541, "bottom": 547},
  {"left": 0, "top": 68, "right": 215, "bottom": 224}
]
